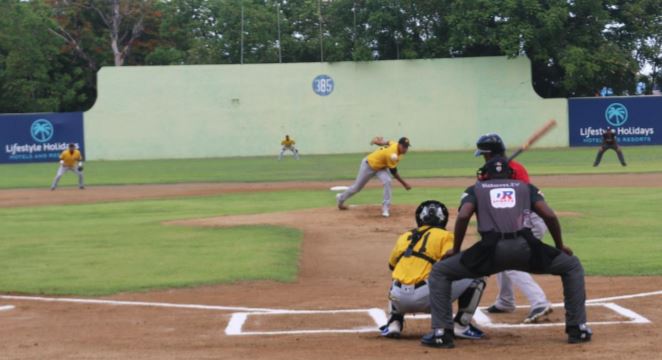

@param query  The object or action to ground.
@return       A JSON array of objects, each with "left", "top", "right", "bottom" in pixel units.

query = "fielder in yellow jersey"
[
  {"left": 336, "top": 136, "right": 411, "bottom": 217},
  {"left": 279, "top": 134, "right": 299, "bottom": 160},
  {"left": 51, "top": 143, "right": 84, "bottom": 190},
  {"left": 380, "top": 200, "right": 486, "bottom": 340}
]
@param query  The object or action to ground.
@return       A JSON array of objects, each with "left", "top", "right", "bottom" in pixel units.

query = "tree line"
[{"left": 1, "top": 0, "right": 661, "bottom": 113}]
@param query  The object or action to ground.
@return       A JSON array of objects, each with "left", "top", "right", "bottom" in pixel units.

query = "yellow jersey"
[
  {"left": 388, "top": 226, "right": 454, "bottom": 285},
  {"left": 367, "top": 141, "right": 401, "bottom": 170},
  {"left": 281, "top": 138, "right": 296, "bottom": 148},
  {"left": 60, "top": 149, "right": 82, "bottom": 168}
]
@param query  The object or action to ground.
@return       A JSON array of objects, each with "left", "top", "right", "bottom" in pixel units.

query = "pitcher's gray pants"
[
  {"left": 51, "top": 165, "right": 84, "bottom": 189},
  {"left": 494, "top": 212, "right": 550, "bottom": 311},
  {"left": 389, "top": 279, "right": 474, "bottom": 315},
  {"left": 429, "top": 237, "right": 587, "bottom": 330},
  {"left": 337, "top": 158, "right": 391, "bottom": 211}
]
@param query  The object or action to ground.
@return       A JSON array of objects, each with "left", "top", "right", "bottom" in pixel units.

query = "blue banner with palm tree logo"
[
  {"left": 568, "top": 97, "right": 661, "bottom": 146},
  {"left": 0, "top": 112, "right": 84, "bottom": 163}
]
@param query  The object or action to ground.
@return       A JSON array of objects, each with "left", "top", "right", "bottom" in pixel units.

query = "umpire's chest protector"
[{"left": 474, "top": 179, "right": 531, "bottom": 234}]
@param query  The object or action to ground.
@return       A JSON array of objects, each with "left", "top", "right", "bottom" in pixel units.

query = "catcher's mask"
[
  {"left": 415, "top": 200, "right": 449, "bottom": 228},
  {"left": 477, "top": 156, "right": 513, "bottom": 181}
]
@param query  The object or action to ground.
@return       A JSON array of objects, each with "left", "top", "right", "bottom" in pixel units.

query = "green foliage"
[{"left": 1, "top": 0, "right": 662, "bottom": 112}]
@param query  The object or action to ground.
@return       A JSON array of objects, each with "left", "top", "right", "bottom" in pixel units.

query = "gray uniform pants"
[
  {"left": 594, "top": 144, "right": 626, "bottom": 166},
  {"left": 51, "top": 165, "right": 84, "bottom": 189},
  {"left": 389, "top": 279, "right": 474, "bottom": 315},
  {"left": 494, "top": 212, "right": 550, "bottom": 310},
  {"left": 337, "top": 158, "right": 392, "bottom": 211},
  {"left": 429, "top": 237, "right": 587, "bottom": 329}
]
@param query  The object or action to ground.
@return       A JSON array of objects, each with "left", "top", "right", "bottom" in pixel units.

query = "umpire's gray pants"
[
  {"left": 337, "top": 158, "right": 392, "bottom": 211},
  {"left": 429, "top": 237, "right": 587, "bottom": 329},
  {"left": 51, "top": 165, "right": 84, "bottom": 189},
  {"left": 389, "top": 279, "right": 474, "bottom": 315}
]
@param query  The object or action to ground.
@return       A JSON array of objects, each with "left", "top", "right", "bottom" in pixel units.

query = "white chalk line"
[
  {"left": 2, "top": 289, "right": 660, "bottom": 336},
  {"left": 0, "top": 305, "right": 15, "bottom": 312}
]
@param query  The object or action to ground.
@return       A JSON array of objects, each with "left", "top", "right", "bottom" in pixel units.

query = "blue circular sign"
[
  {"left": 312, "top": 75, "right": 334, "bottom": 96},
  {"left": 31, "top": 119, "right": 54, "bottom": 143},
  {"left": 604, "top": 103, "right": 628, "bottom": 127}
]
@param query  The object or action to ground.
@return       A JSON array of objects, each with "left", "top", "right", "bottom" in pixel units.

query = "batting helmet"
[
  {"left": 415, "top": 200, "right": 449, "bottom": 228},
  {"left": 477, "top": 156, "right": 512, "bottom": 181},
  {"left": 475, "top": 133, "right": 506, "bottom": 157}
]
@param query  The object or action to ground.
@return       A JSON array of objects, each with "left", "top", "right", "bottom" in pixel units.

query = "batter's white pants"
[
  {"left": 279, "top": 147, "right": 299, "bottom": 160},
  {"left": 337, "top": 158, "right": 391, "bottom": 212},
  {"left": 51, "top": 165, "right": 84, "bottom": 189},
  {"left": 493, "top": 212, "right": 550, "bottom": 311}
]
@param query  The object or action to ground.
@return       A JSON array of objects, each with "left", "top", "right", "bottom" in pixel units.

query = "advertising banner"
[
  {"left": 0, "top": 112, "right": 84, "bottom": 163},
  {"left": 569, "top": 97, "right": 661, "bottom": 146}
]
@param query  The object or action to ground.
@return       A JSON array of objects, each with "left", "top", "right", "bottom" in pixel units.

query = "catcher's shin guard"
[{"left": 454, "top": 279, "right": 486, "bottom": 326}]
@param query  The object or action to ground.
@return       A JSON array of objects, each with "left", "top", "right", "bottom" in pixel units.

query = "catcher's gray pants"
[
  {"left": 388, "top": 279, "right": 474, "bottom": 315},
  {"left": 337, "top": 158, "right": 391, "bottom": 211},
  {"left": 494, "top": 212, "right": 550, "bottom": 311},
  {"left": 51, "top": 165, "right": 84, "bottom": 189},
  {"left": 429, "top": 237, "right": 587, "bottom": 330},
  {"left": 279, "top": 146, "right": 299, "bottom": 160}
]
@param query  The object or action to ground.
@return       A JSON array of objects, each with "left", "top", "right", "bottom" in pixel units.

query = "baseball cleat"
[
  {"left": 454, "top": 323, "right": 485, "bottom": 340},
  {"left": 486, "top": 305, "right": 513, "bottom": 314},
  {"left": 566, "top": 324, "right": 592, "bottom": 344},
  {"left": 382, "top": 210, "right": 390, "bottom": 217},
  {"left": 421, "top": 328, "right": 455, "bottom": 348},
  {"left": 524, "top": 305, "right": 553, "bottom": 324},
  {"left": 379, "top": 320, "right": 402, "bottom": 339},
  {"left": 336, "top": 194, "right": 348, "bottom": 210}
]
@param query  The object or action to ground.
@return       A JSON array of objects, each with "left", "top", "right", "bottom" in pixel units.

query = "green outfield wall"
[{"left": 84, "top": 56, "right": 567, "bottom": 160}]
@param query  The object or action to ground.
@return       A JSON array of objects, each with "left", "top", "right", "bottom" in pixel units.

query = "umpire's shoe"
[
  {"left": 421, "top": 328, "right": 455, "bottom": 348},
  {"left": 566, "top": 324, "right": 592, "bottom": 344}
]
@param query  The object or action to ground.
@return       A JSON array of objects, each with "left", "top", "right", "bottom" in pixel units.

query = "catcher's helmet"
[
  {"left": 415, "top": 200, "right": 449, "bottom": 228},
  {"left": 475, "top": 133, "right": 506, "bottom": 157},
  {"left": 477, "top": 156, "right": 512, "bottom": 181}
]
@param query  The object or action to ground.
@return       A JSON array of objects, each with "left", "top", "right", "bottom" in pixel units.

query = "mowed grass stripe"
[
  {"left": 0, "top": 186, "right": 660, "bottom": 296},
  {"left": 1, "top": 146, "right": 661, "bottom": 189}
]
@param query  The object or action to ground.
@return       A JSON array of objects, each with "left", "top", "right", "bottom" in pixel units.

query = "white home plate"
[
  {"left": 330, "top": 186, "right": 349, "bottom": 192},
  {"left": 0, "top": 305, "right": 15, "bottom": 312}
]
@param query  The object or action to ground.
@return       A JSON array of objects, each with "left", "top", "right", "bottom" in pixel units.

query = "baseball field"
[{"left": 1, "top": 146, "right": 661, "bottom": 359}]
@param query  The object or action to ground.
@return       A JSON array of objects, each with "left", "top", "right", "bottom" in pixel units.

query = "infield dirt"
[{"left": 1, "top": 174, "right": 660, "bottom": 359}]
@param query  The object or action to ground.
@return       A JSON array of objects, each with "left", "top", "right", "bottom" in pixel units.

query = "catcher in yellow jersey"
[
  {"left": 50, "top": 143, "right": 84, "bottom": 190},
  {"left": 380, "top": 200, "right": 486, "bottom": 340},
  {"left": 336, "top": 136, "right": 412, "bottom": 217},
  {"left": 279, "top": 135, "right": 299, "bottom": 160}
]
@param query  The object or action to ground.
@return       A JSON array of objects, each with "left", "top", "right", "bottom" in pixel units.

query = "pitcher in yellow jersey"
[
  {"left": 279, "top": 135, "right": 299, "bottom": 160},
  {"left": 336, "top": 136, "right": 412, "bottom": 217},
  {"left": 379, "top": 200, "right": 486, "bottom": 340},
  {"left": 50, "top": 143, "right": 84, "bottom": 190}
]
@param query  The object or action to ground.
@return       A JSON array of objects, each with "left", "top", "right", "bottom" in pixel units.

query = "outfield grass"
[
  {"left": 0, "top": 146, "right": 661, "bottom": 189},
  {"left": 0, "top": 186, "right": 660, "bottom": 296}
]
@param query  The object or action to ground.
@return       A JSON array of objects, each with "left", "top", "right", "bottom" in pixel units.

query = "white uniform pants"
[
  {"left": 337, "top": 158, "right": 391, "bottom": 212},
  {"left": 493, "top": 212, "right": 550, "bottom": 310},
  {"left": 389, "top": 278, "right": 474, "bottom": 315},
  {"left": 51, "top": 165, "right": 84, "bottom": 189},
  {"left": 279, "top": 147, "right": 299, "bottom": 159}
]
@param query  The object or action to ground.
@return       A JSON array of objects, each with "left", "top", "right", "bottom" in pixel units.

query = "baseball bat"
[{"left": 508, "top": 119, "right": 557, "bottom": 161}]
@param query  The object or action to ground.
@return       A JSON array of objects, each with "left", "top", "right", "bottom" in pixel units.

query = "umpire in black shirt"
[{"left": 422, "top": 156, "right": 591, "bottom": 348}]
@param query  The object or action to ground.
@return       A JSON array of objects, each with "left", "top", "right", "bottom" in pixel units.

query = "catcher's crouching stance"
[{"left": 380, "top": 200, "right": 486, "bottom": 340}]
